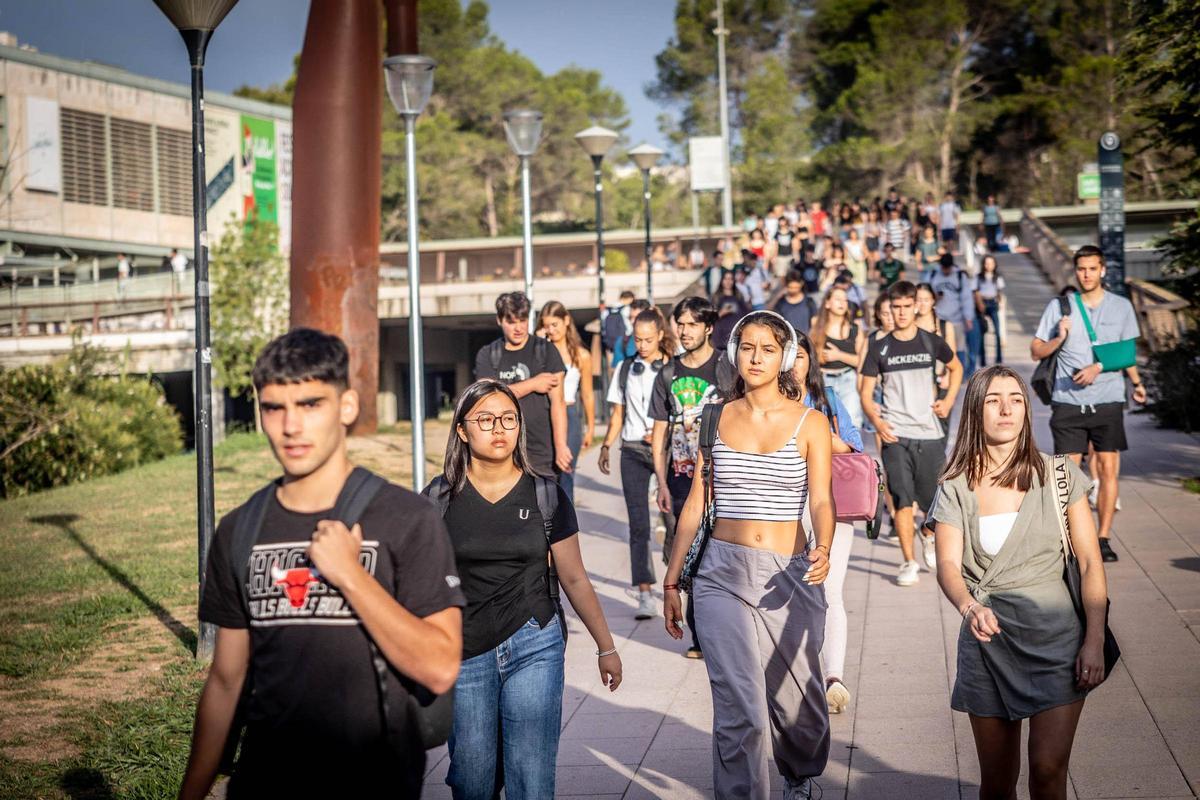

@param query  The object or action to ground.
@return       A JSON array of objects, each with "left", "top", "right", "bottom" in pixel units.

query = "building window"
[
  {"left": 156, "top": 126, "right": 191, "bottom": 217},
  {"left": 110, "top": 118, "right": 153, "bottom": 212},
  {"left": 61, "top": 108, "right": 108, "bottom": 206}
]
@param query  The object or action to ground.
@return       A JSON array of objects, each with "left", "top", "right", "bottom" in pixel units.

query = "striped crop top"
[{"left": 711, "top": 408, "right": 811, "bottom": 522}]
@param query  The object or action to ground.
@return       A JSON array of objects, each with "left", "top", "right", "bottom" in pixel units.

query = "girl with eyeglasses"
[
  {"left": 664, "top": 310, "right": 835, "bottom": 800},
  {"left": 426, "top": 380, "right": 622, "bottom": 799},
  {"left": 600, "top": 307, "right": 676, "bottom": 620}
]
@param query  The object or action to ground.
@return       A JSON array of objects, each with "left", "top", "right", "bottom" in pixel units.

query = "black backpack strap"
[
  {"left": 488, "top": 339, "right": 503, "bottom": 373},
  {"left": 617, "top": 356, "right": 634, "bottom": 399},
  {"left": 422, "top": 475, "right": 452, "bottom": 517},
  {"left": 533, "top": 476, "right": 568, "bottom": 642},
  {"left": 916, "top": 327, "right": 941, "bottom": 385},
  {"left": 698, "top": 402, "right": 724, "bottom": 479}
]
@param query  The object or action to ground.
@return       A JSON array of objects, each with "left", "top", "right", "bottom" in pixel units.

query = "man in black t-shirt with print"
[
  {"left": 474, "top": 292, "right": 570, "bottom": 478},
  {"left": 179, "top": 329, "right": 465, "bottom": 800},
  {"left": 650, "top": 296, "right": 729, "bottom": 659},
  {"left": 860, "top": 281, "right": 962, "bottom": 589}
]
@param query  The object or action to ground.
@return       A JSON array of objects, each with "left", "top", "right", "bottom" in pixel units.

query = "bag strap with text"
[{"left": 1052, "top": 455, "right": 1075, "bottom": 561}]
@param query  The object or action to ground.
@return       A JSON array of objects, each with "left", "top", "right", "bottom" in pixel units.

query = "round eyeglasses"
[{"left": 464, "top": 412, "right": 519, "bottom": 432}]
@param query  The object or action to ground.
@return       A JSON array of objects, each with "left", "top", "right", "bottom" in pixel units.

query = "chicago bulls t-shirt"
[{"left": 201, "top": 480, "right": 464, "bottom": 795}]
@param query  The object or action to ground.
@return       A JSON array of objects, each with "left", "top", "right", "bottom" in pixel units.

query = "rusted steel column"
[
  {"left": 385, "top": 0, "right": 419, "bottom": 55},
  {"left": 290, "top": 0, "right": 381, "bottom": 433}
]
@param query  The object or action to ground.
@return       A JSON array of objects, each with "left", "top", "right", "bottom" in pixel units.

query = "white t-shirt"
[
  {"left": 938, "top": 202, "right": 961, "bottom": 230},
  {"left": 607, "top": 357, "right": 662, "bottom": 442},
  {"left": 973, "top": 275, "right": 1006, "bottom": 300},
  {"left": 171, "top": 253, "right": 188, "bottom": 273}
]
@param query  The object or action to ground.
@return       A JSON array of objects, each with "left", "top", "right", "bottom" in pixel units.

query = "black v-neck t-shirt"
[{"left": 442, "top": 474, "right": 578, "bottom": 659}]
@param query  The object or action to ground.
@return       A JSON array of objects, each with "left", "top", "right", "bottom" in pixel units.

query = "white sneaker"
[
  {"left": 920, "top": 532, "right": 937, "bottom": 570},
  {"left": 635, "top": 590, "right": 656, "bottom": 620},
  {"left": 897, "top": 560, "right": 920, "bottom": 586},
  {"left": 1088, "top": 483, "right": 1122, "bottom": 512},
  {"left": 826, "top": 679, "right": 851, "bottom": 714}
]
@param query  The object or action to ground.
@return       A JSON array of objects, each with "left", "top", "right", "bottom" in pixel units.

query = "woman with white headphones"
[{"left": 663, "top": 310, "right": 835, "bottom": 800}]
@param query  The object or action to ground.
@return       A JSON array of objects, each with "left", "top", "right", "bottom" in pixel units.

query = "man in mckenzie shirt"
[
  {"left": 179, "top": 329, "right": 465, "bottom": 799},
  {"left": 860, "top": 281, "right": 963, "bottom": 588}
]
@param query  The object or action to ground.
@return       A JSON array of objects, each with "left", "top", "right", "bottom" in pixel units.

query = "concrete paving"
[{"left": 422, "top": 253, "right": 1200, "bottom": 799}]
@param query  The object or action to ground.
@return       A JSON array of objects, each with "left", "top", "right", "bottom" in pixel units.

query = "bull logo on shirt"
[
  {"left": 271, "top": 565, "right": 319, "bottom": 608},
  {"left": 245, "top": 541, "right": 379, "bottom": 626}
]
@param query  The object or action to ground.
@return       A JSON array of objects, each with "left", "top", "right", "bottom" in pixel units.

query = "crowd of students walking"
[{"left": 177, "top": 189, "right": 1143, "bottom": 799}]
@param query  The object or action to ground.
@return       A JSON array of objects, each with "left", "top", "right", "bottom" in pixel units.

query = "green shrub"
[
  {"left": 606, "top": 248, "right": 632, "bottom": 273},
  {"left": 0, "top": 344, "right": 182, "bottom": 497},
  {"left": 1145, "top": 327, "right": 1200, "bottom": 432}
]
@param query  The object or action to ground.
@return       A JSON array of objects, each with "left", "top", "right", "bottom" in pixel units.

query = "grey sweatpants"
[{"left": 694, "top": 538, "right": 830, "bottom": 799}]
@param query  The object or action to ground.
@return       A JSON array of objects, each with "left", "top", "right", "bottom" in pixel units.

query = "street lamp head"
[
  {"left": 153, "top": 0, "right": 238, "bottom": 64},
  {"left": 503, "top": 109, "right": 544, "bottom": 158},
  {"left": 384, "top": 55, "right": 437, "bottom": 118},
  {"left": 575, "top": 126, "right": 619, "bottom": 160},
  {"left": 629, "top": 143, "right": 664, "bottom": 173}
]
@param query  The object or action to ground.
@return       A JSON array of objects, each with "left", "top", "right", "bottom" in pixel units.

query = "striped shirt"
[{"left": 711, "top": 410, "right": 811, "bottom": 522}]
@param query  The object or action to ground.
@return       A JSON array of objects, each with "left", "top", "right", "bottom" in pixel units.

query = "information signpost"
[{"left": 1097, "top": 131, "right": 1126, "bottom": 296}]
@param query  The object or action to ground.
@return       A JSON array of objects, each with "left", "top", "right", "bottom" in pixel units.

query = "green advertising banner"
[
  {"left": 1077, "top": 172, "right": 1100, "bottom": 200},
  {"left": 240, "top": 115, "right": 277, "bottom": 223}
]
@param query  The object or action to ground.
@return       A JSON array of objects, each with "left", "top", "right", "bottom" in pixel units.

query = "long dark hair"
[
  {"left": 634, "top": 306, "right": 677, "bottom": 360},
  {"left": 794, "top": 330, "right": 831, "bottom": 418},
  {"left": 942, "top": 365, "right": 1045, "bottom": 491},
  {"left": 980, "top": 254, "right": 1000, "bottom": 281},
  {"left": 728, "top": 312, "right": 803, "bottom": 401},
  {"left": 443, "top": 380, "right": 531, "bottom": 496}
]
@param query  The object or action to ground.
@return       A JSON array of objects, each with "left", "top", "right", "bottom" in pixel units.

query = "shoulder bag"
[
  {"left": 1052, "top": 456, "right": 1121, "bottom": 681},
  {"left": 1073, "top": 292, "right": 1137, "bottom": 372},
  {"left": 679, "top": 403, "right": 724, "bottom": 593},
  {"left": 826, "top": 389, "right": 885, "bottom": 538},
  {"left": 1031, "top": 295, "right": 1072, "bottom": 405}
]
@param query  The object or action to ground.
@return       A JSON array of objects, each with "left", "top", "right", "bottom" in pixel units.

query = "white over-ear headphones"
[{"left": 726, "top": 309, "right": 798, "bottom": 372}]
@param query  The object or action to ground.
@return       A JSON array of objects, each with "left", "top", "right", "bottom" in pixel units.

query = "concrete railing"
[{"left": 1020, "top": 209, "right": 1076, "bottom": 293}]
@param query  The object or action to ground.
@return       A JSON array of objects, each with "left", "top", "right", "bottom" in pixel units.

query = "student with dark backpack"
[
  {"left": 179, "top": 329, "right": 465, "bottom": 800},
  {"left": 600, "top": 308, "right": 676, "bottom": 621},
  {"left": 424, "top": 379, "right": 622, "bottom": 799}
]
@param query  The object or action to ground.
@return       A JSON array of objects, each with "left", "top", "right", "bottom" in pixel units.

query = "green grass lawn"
[{"left": 0, "top": 425, "right": 434, "bottom": 799}]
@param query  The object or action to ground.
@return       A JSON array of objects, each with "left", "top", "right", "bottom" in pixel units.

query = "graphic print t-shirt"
[
  {"left": 475, "top": 338, "right": 566, "bottom": 476},
  {"left": 862, "top": 330, "right": 954, "bottom": 440},
  {"left": 650, "top": 350, "right": 722, "bottom": 478},
  {"left": 200, "top": 482, "right": 465, "bottom": 783}
]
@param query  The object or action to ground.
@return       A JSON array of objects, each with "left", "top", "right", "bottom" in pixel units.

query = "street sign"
[
  {"left": 1097, "top": 131, "right": 1126, "bottom": 296},
  {"left": 688, "top": 136, "right": 726, "bottom": 192},
  {"left": 1077, "top": 172, "right": 1100, "bottom": 200}
]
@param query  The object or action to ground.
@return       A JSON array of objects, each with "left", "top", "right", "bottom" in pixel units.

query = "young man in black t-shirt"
[
  {"left": 650, "top": 296, "right": 729, "bottom": 658},
  {"left": 474, "top": 292, "right": 570, "bottom": 478},
  {"left": 179, "top": 329, "right": 465, "bottom": 800}
]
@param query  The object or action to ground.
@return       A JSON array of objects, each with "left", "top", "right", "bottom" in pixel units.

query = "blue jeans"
[
  {"left": 558, "top": 402, "right": 582, "bottom": 504},
  {"left": 823, "top": 368, "right": 863, "bottom": 431},
  {"left": 447, "top": 615, "right": 566, "bottom": 800}
]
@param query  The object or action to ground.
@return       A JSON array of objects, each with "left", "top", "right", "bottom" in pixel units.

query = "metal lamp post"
[
  {"left": 629, "top": 143, "right": 663, "bottom": 303},
  {"left": 503, "top": 109, "right": 544, "bottom": 329},
  {"left": 384, "top": 54, "right": 436, "bottom": 491},
  {"left": 153, "top": 0, "right": 238, "bottom": 663},
  {"left": 574, "top": 125, "right": 618, "bottom": 425}
]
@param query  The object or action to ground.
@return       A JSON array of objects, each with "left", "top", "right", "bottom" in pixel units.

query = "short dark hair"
[
  {"left": 629, "top": 298, "right": 651, "bottom": 315},
  {"left": 252, "top": 327, "right": 349, "bottom": 392},
  {"left": 618, "top": 290, "right": 636, "bottom": 302},
  {"left": 939, "top": 252, "right": 955, "bottom": 268},
  {"left": 1073, "top": 244, "right": 1105, "bottom": 268},
  {"left": 495, "top": 291, "right": 531, "bottom": 320},
  {"left": 672, "top": 295, "right": 717, "bottom": 328},
  {"left": 883, "top": 242, "right": 895, "bottom": 251},
  {"left": 889, "top": 280, "right": 918, "bottom": 302},
  {"left": 784, "top": 269, "right": 805, "bottom": 286}
]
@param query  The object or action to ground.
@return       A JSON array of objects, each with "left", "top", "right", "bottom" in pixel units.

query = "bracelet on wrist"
[
  {"left": 596, "top": 647, "right": 618, "bottom": 657},
  {"left": 814, "top": 544, "right": 830, "bottom": 553},
  {"left": 961, "top": 601, "right": 979, "bottom": 619},
  {"left": 663, "top": 583, "right": 679, "bottom": 592}
]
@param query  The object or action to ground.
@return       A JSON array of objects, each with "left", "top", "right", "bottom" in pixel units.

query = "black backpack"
[
  {"left": 219, "top": 468, "right": 453, "bottom": 770},
  {"left": 601, "top": 307, "right": 627, "bottom": 353},
  {"left": 1031, "top": 294, "right": 1073, "bottom": 405},
  {"left": 423, "top": 473, "right": 568, "bottom": 644}
]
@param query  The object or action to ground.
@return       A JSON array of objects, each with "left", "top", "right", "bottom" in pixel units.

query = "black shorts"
[
  {"left": 881, "top": 437, "right": 947, "bottom": 512},
  {"left": 1050, "top": 402, "right": 1127, "bottom": 454},
  {"left": 941, "top": 228, "right": 957, "bottom": 243}
]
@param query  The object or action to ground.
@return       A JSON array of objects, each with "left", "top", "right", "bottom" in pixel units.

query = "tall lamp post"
[
  {"left": 153, "top": 0, "right": 238, "bottom": 662},
  {"left": 574, "top": 125, "right": 618, "bottom": 424},
  {"left": 629, "top": 143, "right": 663, "bottom": 303},
  {"left": 503, "top": 109, "right": 544, "bottom": 328},
  {"left": 384, "top": 54, "right": 436, "bottom": 491}
]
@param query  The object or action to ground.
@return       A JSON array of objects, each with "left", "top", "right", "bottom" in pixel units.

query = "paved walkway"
[{"left": 422, "top": 253, "right": 1200, "bottom": 799}]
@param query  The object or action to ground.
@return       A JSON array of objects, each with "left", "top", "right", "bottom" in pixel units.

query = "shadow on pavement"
[{"left": 29, "top": 513, "right": 198, "bottom": 654}]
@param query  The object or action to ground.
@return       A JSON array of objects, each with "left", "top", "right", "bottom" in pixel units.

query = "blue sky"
[{"left": 0, "top": 0, "right": 677, "bottom": 146}]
